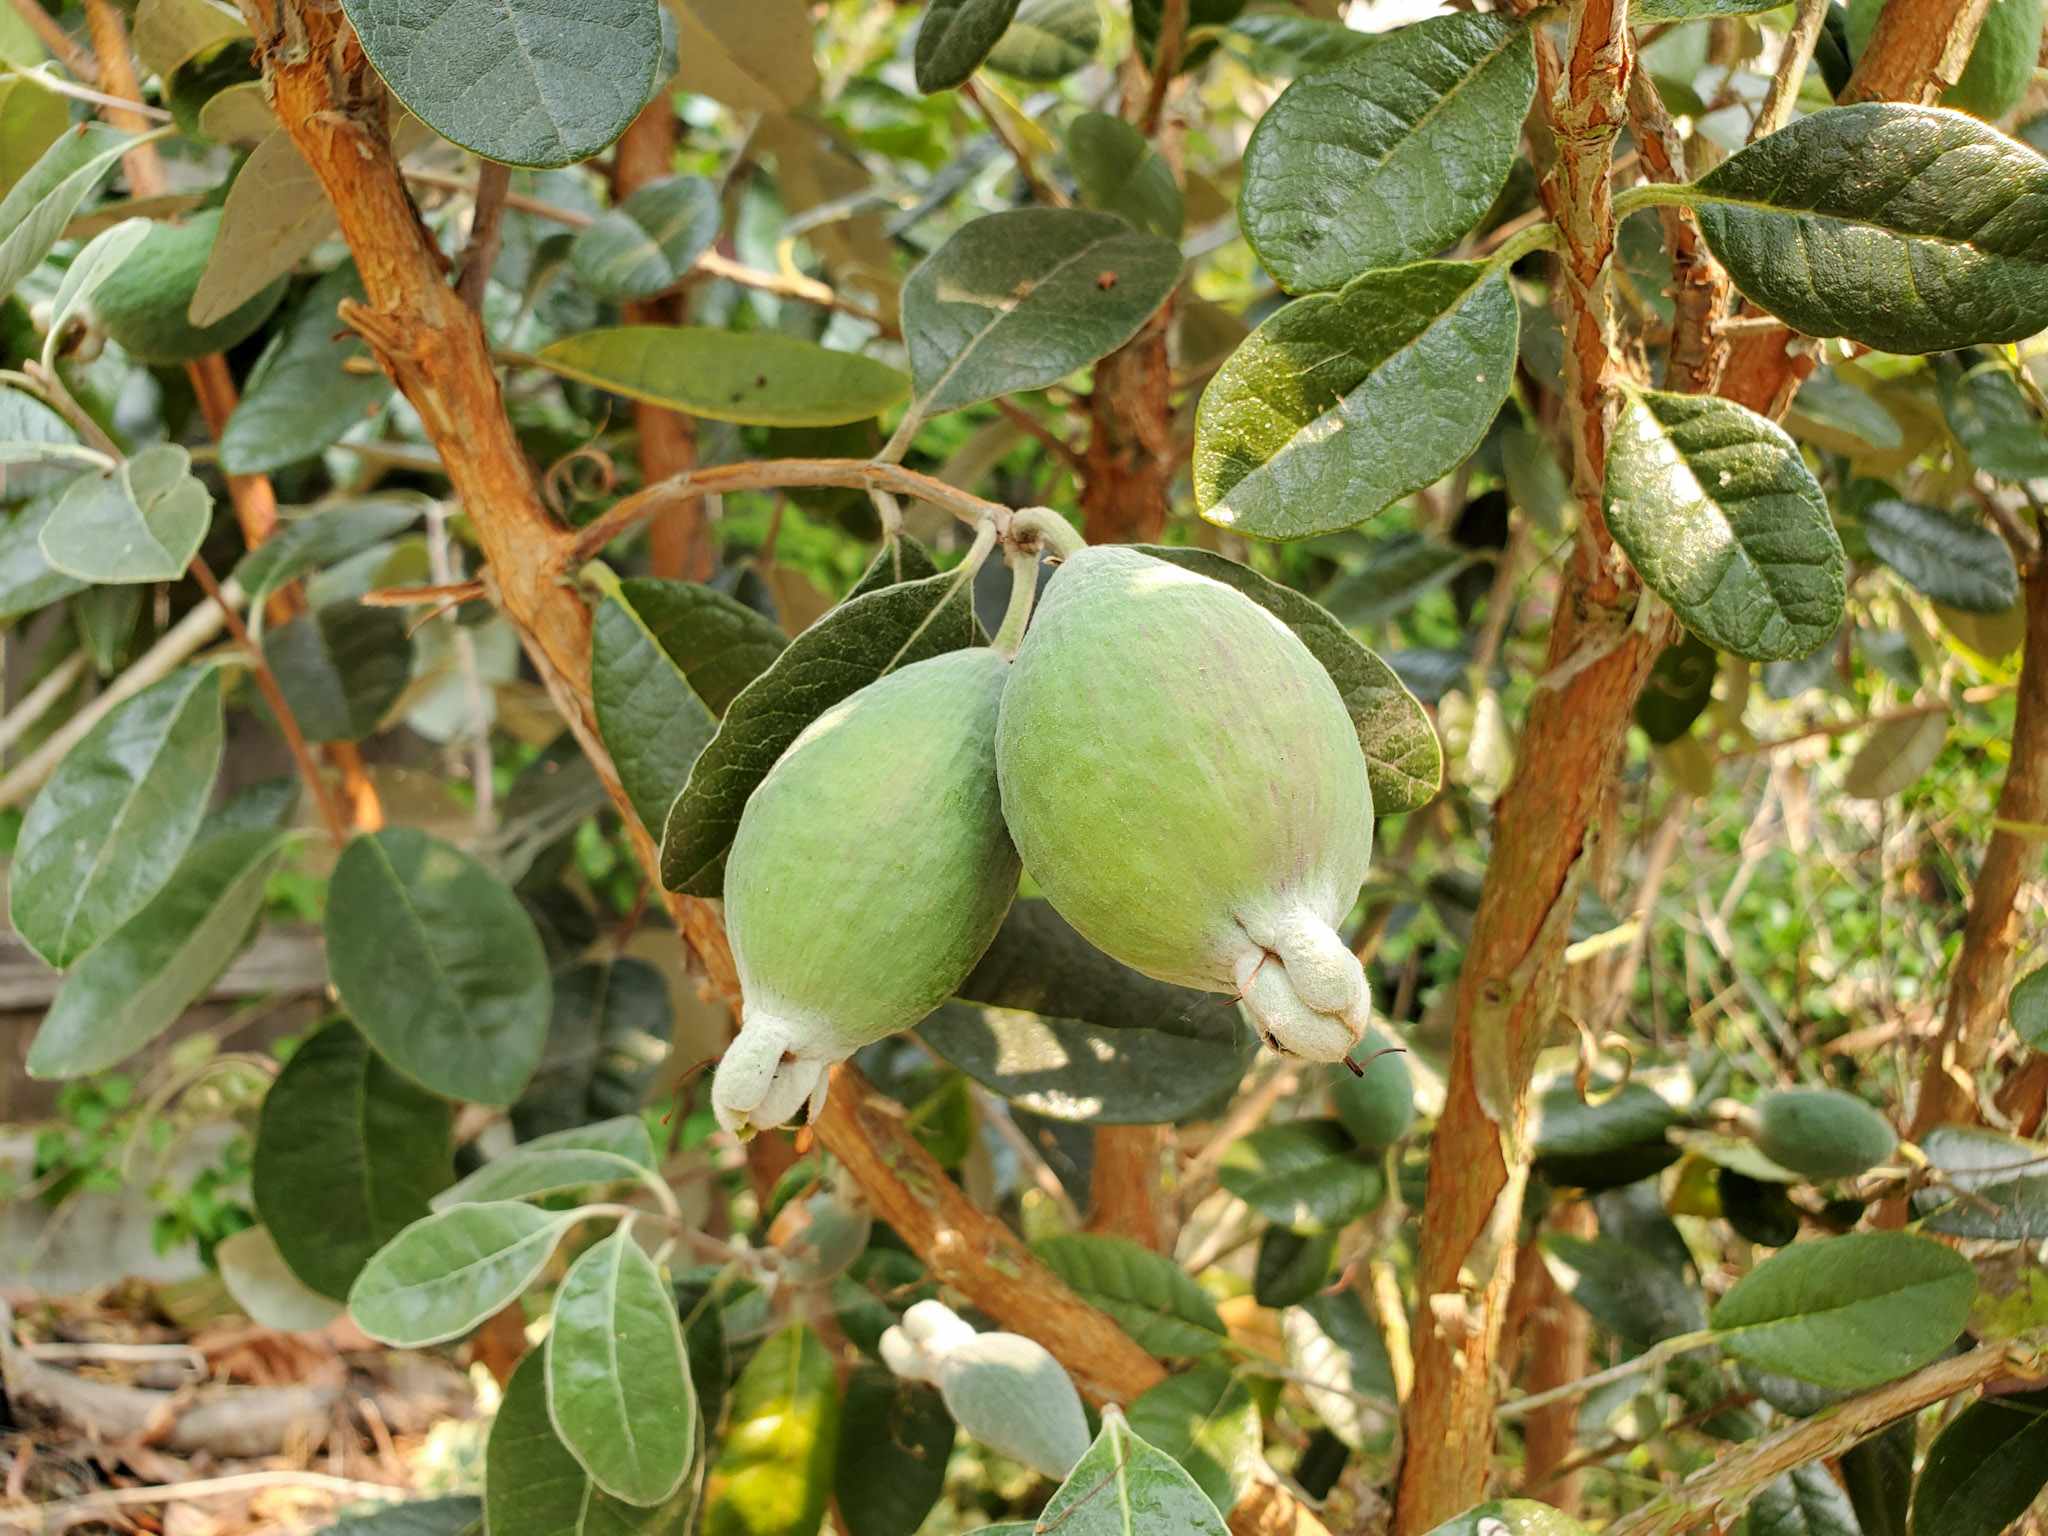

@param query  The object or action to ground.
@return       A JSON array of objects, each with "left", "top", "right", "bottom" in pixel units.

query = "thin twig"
[
  {"left": 1496, "top": 1330, "right": 1719, "bottom": 1422},
  {"left": 362, "top": 578, "right": 488, "bottom": 608},
  {"left": 424, "top": 504, "right": 495, "bottom": 831},
  {"left": 455, "top": 160, "right": 511, "bottom": 312},
  {"left": 10, "top": 1471, "right": 409, "bottom": 1534},
  {"left": 1139, "top": 0, "right": 1188, "bottom": 136},
  {"left": 188, "top": 556, "right": 350, "bottom": 848},
  {"left": 0, "top": 649, "right": 88, "bottom": 759},
  {"left": 1753, "top": 0, "right": 1831, "bottom": 141},
  {"left": 2, "top": 0, "right": 97, "bottom": 81},
  {"left": 1716, "top": 685, "right": 2010, "bottom": 761},
  {"left": 962, "top": 79, "right": 1067, "bottom": 207},
  {"left": 994, "top": 396, "right": 1086, "bottom": 472}
]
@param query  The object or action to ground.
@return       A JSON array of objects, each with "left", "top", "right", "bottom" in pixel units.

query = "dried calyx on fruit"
[
  {"left": 879, "top": 1299, "right": 1090, "bottom": 1478},
  {"left": 996, "top": 535, "right": 1375, "bottom": 1061},
  {"left": 713, "top": 640, "right": 1022, "bottom": 1137}
]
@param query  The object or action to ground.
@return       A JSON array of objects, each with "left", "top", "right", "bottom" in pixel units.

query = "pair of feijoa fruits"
[{"left": 712, "top": 540, "right": 1378, "bottom": 1136}]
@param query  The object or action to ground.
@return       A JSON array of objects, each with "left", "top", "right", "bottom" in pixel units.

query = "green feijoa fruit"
[
  {"left": 1755, "top": 1088, "right": 1897, "bottom": 1181},
  {"left": 93, "top": 210, "right": 288, "bottom": 364}
]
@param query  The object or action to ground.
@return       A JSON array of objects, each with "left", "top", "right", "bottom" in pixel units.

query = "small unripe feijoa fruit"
[
  {"left": 93, "top": 210, "right": 287, "bottom": 365},
  {"left": 996, "top": 546, "right": 1374, "bottom": 1061},
  {"left": 880, "top": 1300, "right": 1089, "bottom": 1477},
  {"left": 1755, "top": 1087, "right": 1897, "bottom": 1181},
  {"left": 715, "top": 647, "right": 1020, "bottom": 1136},
  {"left": 1332, "top": 1030, "right": 1415, "bottom": 1150}
]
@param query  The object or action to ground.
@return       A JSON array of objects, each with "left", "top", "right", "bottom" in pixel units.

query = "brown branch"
[
  {"left": 1753, "top": 0, "right": 1830, "bottom": 141},
  {"left": 1717, "top": 685, "right": 2011, "bottom": 760},
  {"left": 1842, "top": 0, "right": 1991, "bottom": 102},
  {"left": 994, "top": 395, "right": 1085, "bottom": 473},
  {"left": 1624, "top": 65, "right": 1730, "bottom": 395},
  {"left": 1138, "top": 0, "right": 1187, "bottom": 136},
  {"left": 961, "top": 78, "right": 1067, "bottom": 207},
  {"left": 1517, "top": 1203, "right": 1595, "bottom": 1514},
  {"left": 455, "top": 160, "right": 511, "bottom": 314},
  {"left": 1086, "top": 1125, "right": 1177, "bottom": 1253},
  {"left": 6, "top": 0, "right": 97, "bottom": 82},
  {"left": 1604, "top": 1333, "right": 2048, "bottom": 1536}
]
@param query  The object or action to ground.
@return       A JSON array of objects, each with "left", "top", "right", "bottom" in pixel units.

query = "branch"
[
  {"left": 455, "top": 160, "right": 511, "bottom": 313},
  {"left": 5, "top": 0, "right": 98, "bottom": 82},
  {"left": 1624, "top": 64, "right": 1730, "bottom": 395},
  {"left": 1753, "top": 0, "right": 1830, "bottom": 141},
  {"left": 962, "top": 78, "right": 1068, "bottom": 207},
  {"left": 1604, "top": 1332, "right": 2048, "bottom": 1536},
  {"left": 1139, "top": 0, "right": 1188, "bottom": 136},
  {"left": 1842, "top": 0, "right": 1992, "bottom": 102}
]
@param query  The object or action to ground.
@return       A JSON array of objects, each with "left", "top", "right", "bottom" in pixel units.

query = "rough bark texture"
[
  {"left": 1907, "top": 557, "right": 2048, "bottom": 1138},
  {"left": 1080, "top": 311, "right": 1174, "bottom": 544},
  {"left": 1842, "top": 0, "right": 1993, "bottom": 101},
  {"left": 1518, "top": 1203, "right": 1595, "bottom": 1511},
  {"left": 1086, "top": 1123, "right": 1176, "bottom": 1253},
  {"left": 612, "top": 99, "right": 713, "bottom": 582}
]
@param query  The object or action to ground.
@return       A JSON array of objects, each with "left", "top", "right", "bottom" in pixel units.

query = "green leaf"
[
  {"left": 75, "top": 586, "right": 140, "bottom": 676},
  {"left": 222, "top": 265, "right": 393, "bottom": 475},
  {"left": 215, "top": 1223, "right": 345, "bottom": 1333},
  {"left": 1220, "top": 13, "right": 1375, "bottom": 75},
  {"left": 1126, "top": 1364, "right": 1261, "bottom": 1514},
  {"left": 1067, "top": 113, "right": 1182, "bottom": 239},
  {"left": 1219, "top": 1119, "right": 1383, "bottom": 1233},
  {"left": 264, "top": 601, "right": 413, "bottom": 742},
  {"left": 489, "top": 1350, "right": 699, "bottom": 1536},
  {"left": 669, "top": 0, "right": 818, "bottom": 112},
  {"left": 311, "top": 1497, "right": 482, "bottom": 1536},
  {"left": 42, "top": 444, "right": 213, "bottom": 584},
  {"left": 46, "top": 218, "right": 153, "bottom": 351},
  {"left": 253, "top": 1018, "right": 452, "bottom": 1299},
  {"left": 919, "top": 999, "right": 1252, "bottom": 1124},
  {"left": 1603, "top": 385, "right": 1844, "bottom": 662},
  {"left": 1740, "top": 1469, "right": 1860, "bottom": 1536},
  {"left": 0, "top": 125, "right": 138, "bottom": 302},
  {"left": 1530, "top": 1073, "right": 1687, "bottom": 1190},
  {"left": 592, "top": 585, "right": 719, "bottom": 836},
  {"left": 900, "top": 208, "right": 1183, "bottom": 417},
  {"left": 1689, "top": 104, "right": 2048, "bottom": 354},
  {"left": 2015, "top": 965, "right": 2048, "bottom": 1050},
  {"left": 1864, "top": 500, "right": 2018, "bottom": 612},
  {"left": 1253, "top": 1226, "right": 1339, "bottom": 1308},
  {"left": 1194, "top": 262, "right": 1517, "bottom": 540},
  {"left": 189, "top": 130, "right": 341, "bottom": 326},
  {"left": 833, "top": 1370, "right": 953, "bottom": 1536},
  {"left": 1238, "top": 13, "right": 1536, "bottom": 292},
  {"left": 325, "top": 828, "right": 553, "bottom": 1106},
  {"left": 915, "top": 0, "right": 1023, "bottom": 91},
  {"left": 1940, "top": 359, "right": 2048, "bottom": 481},
  {"left": 1842, "top": 708, "right": 1948, "bottom": 800},
  {"left": 614, "top": 578, "right": 788, "bottom": 716},
  {"left": 134, "top": 0, "right": 247, "bottom": 78},
  {"left": 547, "top": 1227, "right": 697, "bottom": 1505},
  {"left": 535, "top": 327, "right": 908, "bottom": 427},
  {"left": 1636, "top": 630, "right": 1718, "bottom": 745},
  {"left": 986, "top": 0, "right": 1098, "bottom": 79},
  {"left": 1709, "top": 1232, "right": 1976, "bottom": 1389},
  {"left": 1910, "top": 1389, "right": 2048, "bottom": 1536},
  {"left": 513, "top": 959, "right": 671, "bottom": 1141},
  {"left": 1634, "top": 0, "right": 1780, "bottom": 19},
  {"left": 434, "top": 1143, "right": 649, "bottom": 1209},
  {"left": 660, "top": 549, "right": 980, "bottom": 897},
  {"left": 0, "top": 495, "right": 86, "bottom": 621},
  {"left": 571, "top": 176, "right": 722, "bottom": 302},
  {"left": 0, "top": 386, "right": 90, "bottom": 508},
  {"left": 349, "top": 1201, "right": 576, "bottom": 1347},
  {"left": 1317, "top": 534, "right": 1476, "bottom": 629},
  {"left": 1541, "top": 1231, "right": 1707, "bottom": 1351},
  {"left": 1914, "top": 1124, "right": 2048, "bottom": 1241},
  {"left": 1785, "top": 367, "right": 1905, "bottom": 454},
  {"left": 1280, "top": 1292, "right": 1396, "bottom": 1449},
  {"left": 11, "top": 666, "right": 223, "bottom": 969},
  {"left": 0, "top": 80, "right": 71, "bottom": 203},
  {"left": 1842, "top": 1418, "right": 1916, "bottom": 1536},
  {"left": 1032, "top": 1234, "right": 1227, "bottom": 1357},
  {"left": 338, "top": 0, "right": 660, "bottom": 167},
  {"left": 1034, "top": 1409, "right": 1228, "bottom": 1536},
  {"left": 28, "top": 830, "right": 287, "bottom": 1078},
  {"left": 231, "top": 496, "right": 423, "bottom": 605},
  {"left": 1133, "top": 545, "right": 1442, "bottom": 812},
  {"left": 703, "top": 1325, "right": 840, "bottom": 1536}
]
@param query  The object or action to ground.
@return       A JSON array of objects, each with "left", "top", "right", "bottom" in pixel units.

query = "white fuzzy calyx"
[
  {"left": 878, "top": 1300, "right": 1089, "bottom": 1478},
  {"left": 1232, "top": 907, "right": 1372, "bottom": 1062},
  {"left": 710, "top": 1011, "right": 834, "bottom": 1138}
]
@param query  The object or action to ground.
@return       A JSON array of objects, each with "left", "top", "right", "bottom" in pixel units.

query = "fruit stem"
[
  {"left": 992, "top": 543, "right": 1042, "bottom": 658},
  {"left": 1008, "top": 506, "right": 1087, "bottom": 561}
]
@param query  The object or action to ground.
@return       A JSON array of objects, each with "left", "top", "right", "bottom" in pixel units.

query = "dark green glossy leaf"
[
  {"left": 572, "top": 176, "right": 721, "bottom": 301},
  {"left": 1910, "top": 1389, "right": 2048, "bottom": 1536},
  {"left": 592, "top": 585, "right": 719, "bottom": 836},
  {"left": 28, "top": 830, "right": 287, "bottom": 1078},
  {"left": 1739, "top": 1466, "right": 1860, "bottom": 1536},
  {"left": 339, "top": 0, "right": 660, "bottom": 167},
  {"left": 1709, "top": 1232, "right": 1975, "bottom": 1389},
  {"left": 350, "top": 1201, "right": 575, "bottom": 1347},
  {"left": 1239, "top": 13, "right": 1536, "bottom": 292},
  {"left": 1035, "top": 1411, "right": 1228, "bottom": 1536},
  {"left": 1636, "top": 630, "right": 1718, "bottom": 744},
  {"left": 42, "top": 444, "right": 212, "bottom": 584},
  {"left": 1786, "top": 367, "right": 1905, "bottom": 454},
  {"left": 1219, "top": 1119, "right": 1383, "bottom": 1233},
  {"left": 914, "top": 0, "right": 1022, "bottom": 90},
  {"left": 1253, "top": 1226, "right": 1338, "bottom": 1308},
  {"left": 2014, "top": 965, "right": 2048, "bottom": 1049},
  {"left": 1032, "top": 1234, "right": 1226, "bottom": 1357},
  {"left": 703, "top": 1325, "right": 839, "bottom": 1536},
  {"left": 513, "top": 959, "right": 670, "bottom": 1141},
  {"left": 1221, "top": 13, "right": 1375, "bottom": 75},
  {"left": 1862, "top": 500, "right": 2018, "bottom": 612},
  {"left": 832, "top": 1369, "right": 953, "bottom": 1536},
  {"left": 985, "top": 0, "right": 1098, "bottom": 79},
  {"left": 1604, "top": 385, "right": 1844, "bottom": 662},
  {"left": 232, "top": 497, "right": 424, "bottom": 604},
  {"left": 537, "top": 328, "right": 908, "bottom": 427},
  {"left": 1067, "top": 113, "right": 1182, "bottom": 239},
  {"left": 548, "top": 1227, "right": 697, "bottom": 1505},
  {"left": 325, "top": 828, "right": 552, "bottom": 1105},
  {"left": 1842, "top": 1419, "right": 1916, "bottom": 1536},
  {"left": 607, "top": 579, "right": 788, "bottom": 717},
  {"left": 1914, "top": 1124, "right": 2048, "bottom": 1240},
  {"left": 1317, "top": 534, "right": 1476, "bottom": 628},
  {"left": 1133, "top": 545, "right": 1441, "bottom": 812},
  {"left": 222, "top": 264, "right": 392, "bottom": 475},
  {"left": 1195, "top": 261, "right": 1516, "bottom": 539},
  {"left": 437, "top": 1118, "right": 656, "bottom": 1207},
  {"left": 254, "top": 1019, "right": 451, "bottom": 1299},
  {"left": 1721, "top": 1170, "right": 1805, "bottom": 1248},
  {"left": 900, "top": 208, "right": 1183, "bottom": 417},
  {"left": 0, "top": 495, "right": 85, "bottom": 618},
  {"left": 1530, "top": 1073, "right": 1687, "bottom": 1191},
  {"left": 1940, "top": 360, "right": 2048, "bottom": 480},
  {"left": 1541, "top": 1231, "right": 1706, "bottom": 1351},
  {"left": 265, "top": 601, "right": 413, "bottom": 742},
  {"left": 1690, "top": 104, "right": 2048, "bottom": 354},
  {"left": 11, "top": 666, "right": 223, "bottom": 968},
  {"left": 660, "top": 550, "right": 979, "bottom": 896},
  {"left": 1126, "top": 1363, "right": 1261, "bottom": 1513},
  {"left": 0, "top": 125, "right": 136, "bottom": 301},
  {"left": 488, "top": 1349, "right": 698, "bottom": 1536}
]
